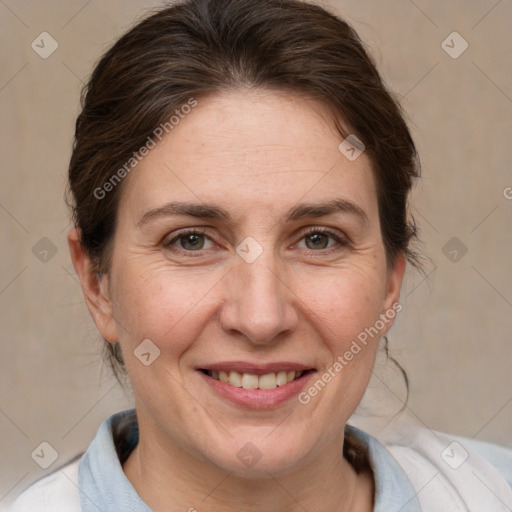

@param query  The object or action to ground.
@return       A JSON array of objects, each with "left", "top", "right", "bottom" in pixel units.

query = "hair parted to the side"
[{"left": 67, "top": 0, "right": 422, "bottom": 381}]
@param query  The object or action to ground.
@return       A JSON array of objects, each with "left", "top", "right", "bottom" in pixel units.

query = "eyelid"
[
  {"left": 294, "top": 226, "right": 350, "bottom": 249},
  {"left": 299, "top": 225, "right": 348, "bottom": 240},
  {"left": 163, "top": 227, "right": 215, "bottom": 249},
  {"left": 162, "top": 225, "right": 350, "bottom": 254}
]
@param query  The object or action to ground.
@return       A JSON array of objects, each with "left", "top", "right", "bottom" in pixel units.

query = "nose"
[{"left": 219, "top": 252, "right": 299, "bottom": 346}]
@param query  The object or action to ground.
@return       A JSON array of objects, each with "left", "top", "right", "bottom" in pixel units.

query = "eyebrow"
[
  {"left": 136, "top": 199, "right": 368, "bottom": 228},
  {"left": 137, "top": 202, "right": 231, "bottom": 227},
  {"left": 286, "top": 199, "right": 368, "bottom": 225}
]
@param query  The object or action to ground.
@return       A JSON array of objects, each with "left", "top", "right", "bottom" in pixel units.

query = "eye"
[
  {"left": 164, "top": 229, "right": 216, "bottom": 252},
  {"left": 297, "top": 228, "right": 348, "bottom": 251}
]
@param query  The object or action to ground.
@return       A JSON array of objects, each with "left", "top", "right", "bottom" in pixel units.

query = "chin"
[{"left": 198, "top": 430, "right": 315, "bottom": 478}]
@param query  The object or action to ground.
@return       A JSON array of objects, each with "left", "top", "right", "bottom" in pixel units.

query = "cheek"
[
  {"left": 294, "top": 264, "right": 386, "bottom": 349},
  {"left": 110, "top": 257, "right": 221, "bottom": 359},
  {"left": 293, "top": 269, "right": 386, "bottom": 416}
]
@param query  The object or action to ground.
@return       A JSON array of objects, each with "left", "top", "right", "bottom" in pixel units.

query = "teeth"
[
  {"left": 208, "top": 369, "right": 305, "bottom": 390},
  {"left": 258, "top": 373, "right": 277, "bottom": 389},
  {"left": 276, "top": 371, "right": 288, "bottom": 386},
  {"left": 228, "top": 371, "right": 242, "bottom": 387},
  {"left": 241, "top": 373, "right": 259, "bottom": 389}
]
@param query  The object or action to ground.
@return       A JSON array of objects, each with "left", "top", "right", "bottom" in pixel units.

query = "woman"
[{"left": 7, "top": 0, "right": 512, "bottom": 510}]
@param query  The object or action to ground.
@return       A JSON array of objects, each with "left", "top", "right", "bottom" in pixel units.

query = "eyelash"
[
  {"left": 163, "top": 227, "right": 349, "bottom": 256},
  {"left": 296, "top": 227, "right": 350, "bottom": 255},
  {"left": 163, "top": 228, "right": 211, "bottom": 253}
]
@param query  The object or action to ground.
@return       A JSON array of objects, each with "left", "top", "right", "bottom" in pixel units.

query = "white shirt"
[{"left": 5, "top": 409, "right": 512, "bottom": 511}]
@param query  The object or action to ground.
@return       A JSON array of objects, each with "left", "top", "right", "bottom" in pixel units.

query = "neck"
[{"left": 123, "top": 425, "right": 374, "bottom": 512}]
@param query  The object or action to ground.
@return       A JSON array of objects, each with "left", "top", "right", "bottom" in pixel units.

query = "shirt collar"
[
  {"left": 345, "top": 424, "right": 422, "bottom": 511},
  {"left": 78, "top": 409, "right": 149, "bottom": 512},
  {"left": 78, "top": 409, "right": 421, "bottom": 512}
]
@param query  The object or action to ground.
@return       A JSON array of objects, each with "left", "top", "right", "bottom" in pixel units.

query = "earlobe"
[
  {"left": 381, "top": 252, "right": 406, "bottom": 332},
  {"left": 67, "top": 227, "right": 119, "bottom": 343}
]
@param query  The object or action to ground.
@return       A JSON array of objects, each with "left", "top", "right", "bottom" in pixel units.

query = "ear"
[
  {"left": 67, "top": 227, "right": 119, "bottom": 344},
  {"left": 380, "top": 252, "right": 406, "bottom": 334}
]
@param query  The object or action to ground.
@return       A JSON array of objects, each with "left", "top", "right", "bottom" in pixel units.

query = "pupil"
[
  {"left": 307, "top": 233, "right": 328, "bottom": 249},
  {"left": 182, "top": 234, "right": 203, "bottom": 250}
]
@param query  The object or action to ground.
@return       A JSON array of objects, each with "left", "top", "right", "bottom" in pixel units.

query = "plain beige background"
[{"left": 1, "top": 0, "right": 511, "bottom": 504}]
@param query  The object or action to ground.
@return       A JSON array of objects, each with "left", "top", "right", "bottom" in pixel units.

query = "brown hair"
[{"left": 67, "top": 0, "right": 421, "bottom": 378}]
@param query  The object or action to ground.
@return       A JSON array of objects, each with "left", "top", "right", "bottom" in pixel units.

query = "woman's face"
[{"left": 76, "top": 89, "right": 404, "bottom": 475}]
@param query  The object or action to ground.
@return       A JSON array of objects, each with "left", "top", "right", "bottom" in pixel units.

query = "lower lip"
[{"left": 198, "top": 371, "right": 315, "bottom": 409}]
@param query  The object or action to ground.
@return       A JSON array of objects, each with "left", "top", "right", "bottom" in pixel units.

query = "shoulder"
[
  {"left": 4, "top": 409, "right": 140, "bottom": 512},
  {"left": 457, "top": 436, "right": 512, "bottom": 488},
  {"left": 4, "top": 458, "right": 81, "bottom": 512},
  {"left": 383, "top": 426, "right": 512, "bottom": 510}
]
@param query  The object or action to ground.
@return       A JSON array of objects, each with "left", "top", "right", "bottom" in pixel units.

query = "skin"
[{"left": 69, "top": 89, "right": 406, "bottom": 512}]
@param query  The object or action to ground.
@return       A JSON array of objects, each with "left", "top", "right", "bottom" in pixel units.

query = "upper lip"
[{"left": 197, "top": 361, "right": 314, "bottom": 376}]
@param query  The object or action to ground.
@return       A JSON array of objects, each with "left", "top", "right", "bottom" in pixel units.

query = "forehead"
[{"left": 118, "top": 89, "right": 378, "bottom": 223}]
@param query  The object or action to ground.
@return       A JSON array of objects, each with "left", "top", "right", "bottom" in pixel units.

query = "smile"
[
  {"left": 203, "top": 369, "right": 305, "bottom": 390},
  {"left": 197, "top": 362, "right": 315, "bottom": 408}
]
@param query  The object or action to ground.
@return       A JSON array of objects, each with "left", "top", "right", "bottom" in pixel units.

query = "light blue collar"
[
  {"left": 78, "top": 409, "right": 149, "bottom": 511},
  {"left": 78, "top": 409, "right": 421, "bottom": 511},
  {"left": 345, "top": 425, "right": 421, "bottom": 511}
]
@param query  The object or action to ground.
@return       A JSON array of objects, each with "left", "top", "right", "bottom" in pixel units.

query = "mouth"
[
  {"left": 197, "top": 363, "right": 315, "bottom": 408},
  {"left": 199, "top": 369, "right": 311, "bottom": 390}
]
